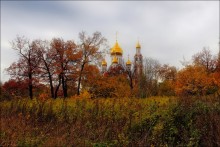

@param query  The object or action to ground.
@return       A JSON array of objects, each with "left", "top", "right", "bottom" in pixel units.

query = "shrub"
[{"left": 0, "top": 96, "right": 219, "bottom": 146}]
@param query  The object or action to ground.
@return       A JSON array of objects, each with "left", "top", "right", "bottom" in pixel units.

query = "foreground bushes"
[{"left": 0, "top": 96, "right": 220, "bottom": 146}]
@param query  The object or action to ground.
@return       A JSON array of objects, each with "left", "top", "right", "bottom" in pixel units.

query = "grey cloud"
[{"left": 1, "top": 1, "right": 219, "bottom": 82}]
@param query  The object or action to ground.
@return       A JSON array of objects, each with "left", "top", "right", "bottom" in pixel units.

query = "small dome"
[
  {"left": 111, "top": 41, "right": 123, "bottom": 55},
  {"left": 136, "top": 41, "right": 141, "bottom": 48},
  {"left": 126, "top": 58, "right": 131, "bottom": 65},
  {"left": 102, "top": 59, "right": 107, "bottom": 66},
  {"left": 112, "top": 55, "right": 118, "bottom": 64}
]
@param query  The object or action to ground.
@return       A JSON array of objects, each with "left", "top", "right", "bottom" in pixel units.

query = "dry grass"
[{"left": 0, "top": 96, "right": 219, "bottom": 146}]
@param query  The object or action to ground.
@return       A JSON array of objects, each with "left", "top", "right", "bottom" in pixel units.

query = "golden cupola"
[
  {"left": 110, "top": 41, "right": 123, "bottom": 55},
  {"left": 101, "top": 59, "right": 107, "bottom": 66},
  {"left": 112, "top": 55, "right": 118, "bottom": 64},
  {"left": 136, "top": 41, "right": 141, "bottom": 48},
  {"left": 126, "top": 58, "right": 131, "bottom": 65}
]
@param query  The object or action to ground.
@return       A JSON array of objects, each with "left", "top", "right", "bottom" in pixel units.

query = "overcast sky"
[{"left": 1, "top": 1, "right": 219, "bottom": 82}]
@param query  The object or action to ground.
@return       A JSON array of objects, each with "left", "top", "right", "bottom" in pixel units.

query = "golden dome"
[
  {"left": 126, "top": 58, "right": 131, "bottom": 65},
  {"left": 110, "top": 41, "right": 123, "bottom": 55},
  {"left": 136, "top": 41, "right": 141, "bottom": 48},
  {"left": 101, "top": 59, "right": 107, "bottom": 66},
  {"left": 112, "top": 55, "right": 118, "bottom": 64}
]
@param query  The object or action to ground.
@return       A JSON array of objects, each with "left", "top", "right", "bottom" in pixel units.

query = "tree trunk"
[
  {"left": 130, "top": 77, "right": 133, "bottom": 90},
  {"left": 28, "top": 56, "right": 33, "bottom": 99},
  {"left": 77, "top": 63, "right": 85, "bottom": 95},
  {"left": 55, "top": 74, "right": 61, "bottom": 99},
  {"left": 48, "top": 73, "right": 55, "bottom": 99},
  {"left": 45, "top": 60, "right": 55, "bottom": 99},
  {"left": 129, "top": 72, "right": 133, "bottom": 90},
  {"left": 127, "top": 71, "right": 133, "bottom": 90},
  {"left": 64, "top": 82, "right": 68, "bottom": 98},
  {"left": 61, "top": 73, "right": 68, "bottom": 98},
  {"left": 28, "top": 73, "right": 33, "bottom": 99}
]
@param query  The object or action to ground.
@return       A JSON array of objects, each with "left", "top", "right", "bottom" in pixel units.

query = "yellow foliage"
[{"left": 80, "top": 89, "right": 91, "bottom": 99}]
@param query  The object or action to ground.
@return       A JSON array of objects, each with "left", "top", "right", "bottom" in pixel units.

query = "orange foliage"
[
  {"left": 213, "top": 72, "right": 220, "bottom": 86},
  {"left": 38, "top": 93, "right": 50, "bottom": 102},
  {"left": 88, "top": 75, "right": 131, "bottom": 98},
  {"left": 175, "top": 65, "right": 217, "bottom": 96}
]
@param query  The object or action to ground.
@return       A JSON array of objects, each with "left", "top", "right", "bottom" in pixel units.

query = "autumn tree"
[
  {"left": 126, "top": 66, "right": 134, "bottom": 90},
  {"left": 38, "top": 39, "right": 80, "bottom": 98},
  {"left": 212, "top": 71, "right": 220, "bottom": 96},
  {"left": 1, "top": 79, "right": 29, "bottom": 100},
  {"left": 106, "top": 64, "right": 127, "bottom": 77},
  {"left": 35, "top": 40, "right": 58, "bottom": 98},
  {"left": 88, "top": 75, "right": 131, "bottom": 98},
  {"left": 175, "top": 48, "right": 220, "bottom": 96},
  {"left": 175, "top": 65, "right": 217, "bottom": 96},
  {"left": 77, "top": 31, "right": 107, "bottom": 95},
  {"left": 50, "top": 38, "right": 78, "bottom": 98},
  {"left": 158, "top": 64, "right": 177, "bottom": 96},
  {"left": 140, "top": 57, "right": 161, "bottom": 97},
  {"left": 115, "top": 62, "right": 134, "bottom": 91},
  {"left": 192, "top": 48, "right": 217, "bottom": 73},
  {"left": 6, "top": 36, "right": 41, "bottom": 99},
  {"left": 81, "top": 64, "right": 101, "bottom": 89}
]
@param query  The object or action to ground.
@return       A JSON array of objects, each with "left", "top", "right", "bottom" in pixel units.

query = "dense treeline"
[
  {"left": 2, "top": 32, "right": 220, "bottom": 100},
  {"left": 2, "top": 32, "right": 107, "bottom": 99}
]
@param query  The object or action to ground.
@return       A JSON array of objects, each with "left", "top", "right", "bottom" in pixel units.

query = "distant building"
[{"left": 101, "top": 37, "right": 143, "bottom": 84}]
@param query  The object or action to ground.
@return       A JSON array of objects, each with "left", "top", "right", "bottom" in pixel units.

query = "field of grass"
[{"left": 0, "top": 96, "right": 220, "bottom": 146}]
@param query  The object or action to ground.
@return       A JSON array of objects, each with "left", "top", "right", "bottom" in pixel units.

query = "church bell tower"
[{"left": 134, "top": 41, "right": 143, "bottom": 78}]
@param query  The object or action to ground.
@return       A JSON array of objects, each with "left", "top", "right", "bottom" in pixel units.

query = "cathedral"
[{"left": 101, "top": 38, "right": 143, "bottom": 80}]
